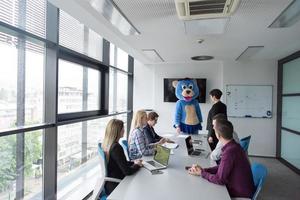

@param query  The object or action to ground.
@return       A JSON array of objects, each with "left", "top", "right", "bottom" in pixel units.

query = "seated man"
[
  {"left": 210, "top": 114, "right": 240, "bottom": 162},
  {"left": 188, "top": 119, "right": 255, "bottom": 199},
  {"left": 144, "top": 111, "right": 173, "bottom": 144}
]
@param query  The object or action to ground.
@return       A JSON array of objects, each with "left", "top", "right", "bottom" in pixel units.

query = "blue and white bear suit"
[{"left": 173, "top": 78, "right": 203, "bottom": 134}]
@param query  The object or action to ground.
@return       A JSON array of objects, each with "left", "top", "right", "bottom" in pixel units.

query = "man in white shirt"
[{"left": 210, "top": 114, "right": 240, "bottom": 162}]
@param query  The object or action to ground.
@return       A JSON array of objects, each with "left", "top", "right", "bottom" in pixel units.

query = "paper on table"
[
  {"left": 162, "top": 143, "right": 179, "bottom": 149},
  {"left": 160, "top": 133, "right": 174, "bottom": 138},
  {"left": 177, "top": 135, "right": 189, "bottom": 138}
]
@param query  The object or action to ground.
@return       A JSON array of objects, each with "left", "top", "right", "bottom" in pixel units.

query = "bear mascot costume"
[{"left": 173, "top": 78, "right": 203, "bottom": 134}]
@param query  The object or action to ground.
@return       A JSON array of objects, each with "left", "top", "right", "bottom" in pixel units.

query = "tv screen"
[{"left": 163, "top": 78, "right": 206, "bottom": 103}]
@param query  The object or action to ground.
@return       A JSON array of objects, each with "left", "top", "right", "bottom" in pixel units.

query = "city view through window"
[{"left": 0, "top": 2, "right": 131, "bottom": 199}]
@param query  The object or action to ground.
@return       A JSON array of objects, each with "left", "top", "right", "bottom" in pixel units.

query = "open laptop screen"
[
  {"left": 185, "top": 136, "right": 194, "bottom": 155},
  {"left": 154, "top": 145, "right": 171, "bottom": 166}
]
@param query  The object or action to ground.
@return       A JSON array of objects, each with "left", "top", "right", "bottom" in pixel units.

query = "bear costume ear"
[{"left": 172, "top": 80, "right": 178, "bottom": 88}]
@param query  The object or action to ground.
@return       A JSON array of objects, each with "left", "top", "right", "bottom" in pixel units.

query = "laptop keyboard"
[
  {"left": 148, "top": 160, "right": 163, "bottom": 168},
  {"left": 192, "top": 151, "right": 201, "bottom": 156}
]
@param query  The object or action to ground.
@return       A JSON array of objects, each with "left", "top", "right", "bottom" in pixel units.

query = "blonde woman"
[
  {"left": 129, "top": 110, "right": 166, "bottom": 160},
  {"left": 102, "top": 119, "right": 142, "bottom": 195}
]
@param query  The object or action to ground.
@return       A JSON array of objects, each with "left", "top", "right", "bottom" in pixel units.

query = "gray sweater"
[{"left": 210, "top": 131, "right": 240, "bottom": 161}]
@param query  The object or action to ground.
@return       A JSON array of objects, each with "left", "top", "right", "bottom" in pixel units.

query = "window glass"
[
  {"left": 0, "top": 34, "right": 17, "bottom": 130},
  {"left": 57, "top": 117, "right": 112, "bottom": 200},
  {"left": 109, "top": 43, "right": 115, "bottom": 66},
  {"left": 282, "top": 96, "right": 300, "bottom": 132},
  {"left": 58, "top": 60, "right": 83, "bottom": 113},
  {"left": 281, "top": 130, "right": 300, "bottom": 169},
  {"left": 109, "top": 69, "right": 116, "bottom": 113},
  {"left": 0, "top": 32, "right": 44, "bottom": 130},
  {"left": 0, "top": 0, "right": 46, "bottom": 38},
  {"left": 109, "top": 70, "right": 128, "bottom": 113},
  {"left": 0, "top": 130, "right": 43, "bottom": 199},
  {"left": 116, "top": 72, "right": 128, "bottom": 112},
  {"left": 116, "top": 47, "right": 128, "bottom": 71},
  {"left": 87, "top": 68, "right": 100, "bottom": 110},
  {"left": 58, "top": 60, "right": 100, "bottom": 113},
  {"left": 25, "top": 44, "right": 44, "bottom": 126},
  {"left": 87, "top": 29, "right": 103, "bottom": 61},
  {"left": 0, "top": 134, "right": 17, "bottom": 199},
  {"left": 59, "top": 10, "right": 103, "bottom": 61},
  {"left": 87, "top": 117, "right": 112, "bottom": 161},
  {"left": 109, "top": 43, "right": 128, "bottom": 72},
  {"left": 283, "top": 57, "right": 300, "bottom": 94}
]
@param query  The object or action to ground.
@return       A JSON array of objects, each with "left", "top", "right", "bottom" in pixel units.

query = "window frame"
[{"left": 277, "top": 49, "right": 300, "bottom": 175}]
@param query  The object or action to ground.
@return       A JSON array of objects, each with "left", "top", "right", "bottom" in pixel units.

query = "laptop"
[
  {"left": 143, "top": 145, "right": 171, "bottom": 171},
  {"left": 185, "top": 136, "right": 203, "bottom": 156}
]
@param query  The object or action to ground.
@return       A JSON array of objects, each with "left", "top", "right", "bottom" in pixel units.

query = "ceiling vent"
[{"left": 175, "top": 0, "right": 240, "bottom": 20}]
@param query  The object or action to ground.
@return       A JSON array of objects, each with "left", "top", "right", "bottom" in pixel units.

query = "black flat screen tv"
[{"left": 163, "top": 78, "right": 206, "bottom": 103}]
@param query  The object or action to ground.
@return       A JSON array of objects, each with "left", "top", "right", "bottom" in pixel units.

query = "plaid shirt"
[{"left": 129, "top": 128, "right": 155, "bottom": 160}]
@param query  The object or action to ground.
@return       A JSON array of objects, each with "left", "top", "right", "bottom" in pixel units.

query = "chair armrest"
[{"left": 104, "top": 177, "right": 122, "bottom": 183}]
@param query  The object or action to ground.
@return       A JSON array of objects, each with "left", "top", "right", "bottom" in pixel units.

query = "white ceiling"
[{"left": 49, "top": 0, "right": 300, "bottom": 64}]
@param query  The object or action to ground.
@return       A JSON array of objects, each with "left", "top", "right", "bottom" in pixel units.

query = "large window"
[{"left": 0, "top": 1, "right": 133, "bottom": 199}]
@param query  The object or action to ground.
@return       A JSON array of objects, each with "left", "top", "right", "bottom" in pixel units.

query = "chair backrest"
[
  {"left": 92, "top": 143, "right": 107, "bottom": 200},
  {"left": 240, "top": 135, "right": 251, "bottom": 152},
  {"left": 251, "top": 163, "right": 267, "bottom": 200},
  {"left": 119, "top": 137, "right": 130, "bottom": 161}
]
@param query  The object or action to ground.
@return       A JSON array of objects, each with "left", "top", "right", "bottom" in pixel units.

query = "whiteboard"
[{"left": 226, "top": 85, "right": 273, "bottom": 118}]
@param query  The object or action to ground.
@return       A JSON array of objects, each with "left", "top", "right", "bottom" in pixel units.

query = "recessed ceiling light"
[
  {"left": 236, "top": 46, "right": 264, "bottom": 60},
  {"left": 89, "top": 0, "right": 140, "bottom": 35},
  {"left": 191, "top": 56, "right": 214, "bottom": 61},
  {"left": 142, "top": 49, "right": 164, "bottom": 62},
  {"left": 184, "top": 18, "right": 229, "bottom": 35},
  {"left": 197, "top": 39, "right": 204, "bottom": 44}
]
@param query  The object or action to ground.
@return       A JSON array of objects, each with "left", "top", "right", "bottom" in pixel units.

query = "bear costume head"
[{"left": 172, "top": 78, "right": 199, "bottom": 102}]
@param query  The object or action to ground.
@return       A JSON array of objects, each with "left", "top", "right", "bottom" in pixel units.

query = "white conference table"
[{"left": 107, "top": 133, "right": 231, "bottom": 200}]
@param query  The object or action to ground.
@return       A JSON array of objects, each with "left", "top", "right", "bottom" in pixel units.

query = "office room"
[{"left": 0, "top": 0, "right": 300, "bottom": 200}]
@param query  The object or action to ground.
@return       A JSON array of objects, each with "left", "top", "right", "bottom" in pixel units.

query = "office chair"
[
  {"left": 251, "top": 163, "right": 267, "bottom": 200},
  {"left": 240, "top": 135, "right": 251, "bottom": 153},
  {"left": 92, "top": 143, "right": 121, "bottom": 200},
  {"left": 119, "top": 137, "right": 130, "bottom": 161}
]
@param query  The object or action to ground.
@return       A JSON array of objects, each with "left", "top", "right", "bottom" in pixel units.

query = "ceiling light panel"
[
  {"left": 184, "top": 18, "right": 229, "bottom": 35},
  {"left": 142, "top": 49, "right": 164, "bottom": 62},
  {"left": 89, "top": 0, "right": 140, "bottom": 35},
  {"left": 236, "top": 46, "right": 264, "bottom": 60},
  {"left": 269, "top": 0, "right": 300, "bottom": 28}
]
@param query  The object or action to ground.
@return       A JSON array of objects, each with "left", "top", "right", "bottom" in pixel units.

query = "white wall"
[
  {"left": 133, "top": 60, "right": 278, "bottom": 157},
  {"left": 134, "top": 61, "right": 224, "bottom": 133},
  {"left": 133, "top": 60, "right": 155, "bottom": 110},
  {"left": 223, "top": 60, "right": 277, "bottom": 157}
]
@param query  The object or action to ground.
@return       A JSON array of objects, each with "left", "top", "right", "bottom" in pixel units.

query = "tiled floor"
[{"left": 249, "top": 157, "right": 300, "bottom": 200}]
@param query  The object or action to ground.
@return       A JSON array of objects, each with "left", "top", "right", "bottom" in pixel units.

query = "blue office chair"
[
  {"left": 92, "top": 143, "right": 121, "bottom": 200},
  {"left": 240, "top": 135, "right": 251, "bottom": 152},
  {"left": 251, "top": 163, "right": 267, "bottom": 200},
  {"left": 119, "top": 137, "right": 130, "bottom": 161}
]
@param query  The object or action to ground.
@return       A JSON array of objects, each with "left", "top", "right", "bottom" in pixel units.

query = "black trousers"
[{"left": 208, "top": 131, "right": 219, "bottom": 151}]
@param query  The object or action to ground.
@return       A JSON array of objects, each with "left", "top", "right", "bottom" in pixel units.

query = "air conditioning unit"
[{"left": 175, "top": 0, "right": 240, "bottom": 20}]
